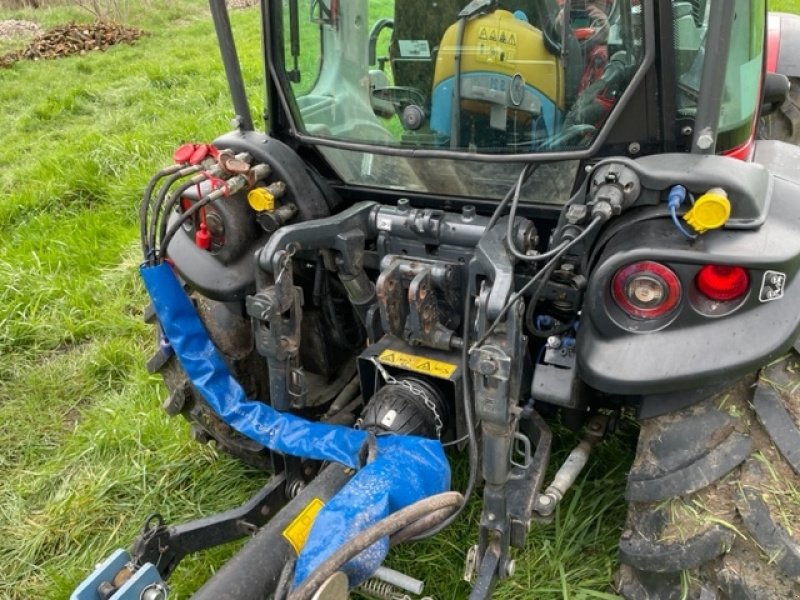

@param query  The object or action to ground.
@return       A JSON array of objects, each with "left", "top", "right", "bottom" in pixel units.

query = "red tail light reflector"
[
  {"left": 695, "top": 265, "right": 749, "bottom": 301},
  {"left": 612, "top": 262, "right": 682, "bottom": 319}
]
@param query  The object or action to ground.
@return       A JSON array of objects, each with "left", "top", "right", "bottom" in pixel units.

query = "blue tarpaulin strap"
[
  {"left": 140, "top": 263, "right": 369, "bottom": 468},
  {"left": 140, "top": 263, "right": 450, "bottom": 586},
  {"left": 294, "top": 435, "right": 449, "bottom": 586}
]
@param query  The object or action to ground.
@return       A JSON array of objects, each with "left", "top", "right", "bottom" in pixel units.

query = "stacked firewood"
[{"left": 1, "top": 21, "right": 146, "bottom": 68}]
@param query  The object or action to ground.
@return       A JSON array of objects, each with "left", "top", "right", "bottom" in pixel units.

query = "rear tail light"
[
  {"left": 612, "top": 261, "right": 682, "bottom": 319},
  {"left": 695, "top": 265, "right": 750, "bottom": 301}
]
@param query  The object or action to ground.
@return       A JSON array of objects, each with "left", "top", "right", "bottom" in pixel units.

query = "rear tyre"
[
  {"left": 761, "top": 77, "right": 800, "bottom": 146},
  {"left": 617, "top": 352, "right": 800, "bottom": 599},
  {"left": 146, "top": 295, "right": 273, "bottom": 471}
]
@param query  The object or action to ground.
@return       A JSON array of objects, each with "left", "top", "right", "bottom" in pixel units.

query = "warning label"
[
  {"left": 478, "top": 27, "right": 517, "bottom": 46},
  {"left": 378, "top": 349, "right": 458, "bottom": 379},
  {"left": 398, "top": 39, "right": 431, "bottom": 58},
  {"left": 282, "top": 498, "right": 325, "bottom": 554}
]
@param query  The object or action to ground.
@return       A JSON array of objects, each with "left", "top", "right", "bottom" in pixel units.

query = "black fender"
[
  {"left": 577, "top": 141, "right": 800, "bottom": 395},
  {"left": 768, "top": 12, "right": 800, "bottom": 78}
]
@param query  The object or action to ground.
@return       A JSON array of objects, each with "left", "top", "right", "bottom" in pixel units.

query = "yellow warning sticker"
[
  {"left": 282, "top": 498, "right": 325, "bottom": 555},
  {"left": 478, "top": 27, "right": 517, "bottom": 46},
  {"left": 378, "top": 349, "right": 458, "bottom": 379}
]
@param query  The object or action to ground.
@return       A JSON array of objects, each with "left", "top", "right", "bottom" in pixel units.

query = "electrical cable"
[
  {"left": 485, "top": 162, "right": 538, "bottom": 231},
  {"left": 287, "top": 491, "right": 463, "bottom": 600},
  {"left": 407, "top": 274, "right": 480, "bottom": 541},
  {"left": 670, "top": 205, "right": 698, "bottom": 240},
  {"left": 471, "top": 216, "right": 604, "bottom": 351}
]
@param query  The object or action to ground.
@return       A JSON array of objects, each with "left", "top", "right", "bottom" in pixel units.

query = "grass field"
[{"left": 1, "top": 1, "right": 799, "bottom": 599}]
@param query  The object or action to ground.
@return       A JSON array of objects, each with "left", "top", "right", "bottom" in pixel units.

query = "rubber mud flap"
[
  {"left": 736, "top": 459, "right": 800, "bottom": 578},
  {"left": 619, "top": 505, "right": 735, "bottom": 572},
  {"left": 752, "top": 373, "right": 800, "bottom": 476},
  {"left": 626, "top": 395, "right": 752, "bottom": 502},
  {"left": 717, "top": 545, "right": 800, "bottom": 600},
  {"left": 615, "top": 566, "right": 685, "bottom": 600}
]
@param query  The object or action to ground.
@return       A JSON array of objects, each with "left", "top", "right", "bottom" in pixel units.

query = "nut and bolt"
[
  {"left": 627, "top": 142, "right": 641, "bottom": 155},
  {"left": 477, "top": 358, "right": 497, "bottom": 375},
  {"left": 696, "top": 132, "right": 715, "bottom": 150},
  {"left": 141, "top": 584, "right": 168, "bottom": 600}
]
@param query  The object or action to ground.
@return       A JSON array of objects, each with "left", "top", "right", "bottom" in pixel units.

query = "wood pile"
[{"left": 1, "top": 21, "right": 146, "bottom": 68}]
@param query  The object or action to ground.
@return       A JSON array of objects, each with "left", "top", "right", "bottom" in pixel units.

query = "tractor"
[{"left": 73, "top": 1, "right": 800, "bottom": 599}]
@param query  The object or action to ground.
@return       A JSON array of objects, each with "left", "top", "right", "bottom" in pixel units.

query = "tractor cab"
[
  {"left": 268, "top": 0, "right": 768, "bottom": 202},
  {"left": 280, "top": 0, "right": 642, "bottom": 152}
]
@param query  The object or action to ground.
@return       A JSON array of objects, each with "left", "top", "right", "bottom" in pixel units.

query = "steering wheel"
[{"left": 371, "top": 86, "right": 427, "bottom": 114}]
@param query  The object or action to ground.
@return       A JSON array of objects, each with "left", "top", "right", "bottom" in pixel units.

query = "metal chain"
[
  {"left": 370, "top": 357, "right": 444, "bottom": 438},
  {"left": 275, "top": 245, "right": 297, "bottom": 287}
]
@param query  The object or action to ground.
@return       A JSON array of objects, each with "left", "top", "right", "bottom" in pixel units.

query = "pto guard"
[{"left": 136, "top": 263, "right": 450, "bottom": 591}]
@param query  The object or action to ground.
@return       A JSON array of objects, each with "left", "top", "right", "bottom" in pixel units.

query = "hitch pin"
[{"left": 535, "top": 414, "right": 608, "bottom": 517}]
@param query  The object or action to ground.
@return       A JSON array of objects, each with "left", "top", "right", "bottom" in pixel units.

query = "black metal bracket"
[{"left": 130, "top": 474, "right": 287, "bottom": 579}]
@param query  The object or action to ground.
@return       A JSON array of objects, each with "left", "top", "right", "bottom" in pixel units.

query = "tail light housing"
[
  {"left": 695, "top": 265, "right": 750, "bottom": 301},
  {"left": 612, "top": 261, "right": 682, "bottom": 319}
]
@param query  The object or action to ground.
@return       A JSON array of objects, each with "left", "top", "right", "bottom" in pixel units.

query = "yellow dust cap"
[
  {"left": 248, "top": 187, "right": 274, "bottom": 212},
  {"left": 683, "top": 190, "right": 731, "bottom": 233}
]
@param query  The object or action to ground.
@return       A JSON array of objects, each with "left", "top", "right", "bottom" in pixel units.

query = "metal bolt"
[
  {"left": 681, "top": 125, "right": 693, "bottom": 136},
  {"left": 477, "top": 358, "right": 497, "bottom": 375},
  {"left": 141, "top": 584, "right": 168, "bottom": 600},
  {"left": 538, "top": 494, "right": 552, "bottom": 507},
  {"left": 696, "top": 133, "right": 715, "bottom": 150},
  {"left": 487, "top": 513, "right": 496, "bottom": 522},
  {"left": 462, "top": 205, "right": 476, "bottom": 221},
  {"left": 397, "top": 198, "right": 410, "bottom": 211},
  {"left": 628, "top": 142, "right": 641, "bottom": 155}
]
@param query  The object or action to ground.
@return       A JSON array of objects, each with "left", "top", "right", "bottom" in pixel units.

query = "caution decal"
[
  {"left": 282, "top": 497, "right": 325, "bottom": 555},
  {"left": 377, "top": 349, "right": 458, "bottom": 379}
]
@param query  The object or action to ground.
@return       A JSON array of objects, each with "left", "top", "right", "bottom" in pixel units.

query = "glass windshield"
[
  {"left": 672, "top": 0, "right": 765, "bottom": 151},
  {"left": 280, "top": 0, "right": 645, "bottom": 155}
]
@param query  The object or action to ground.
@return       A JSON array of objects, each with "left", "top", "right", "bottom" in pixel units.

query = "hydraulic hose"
[
  {"left": 148, "top": 166, "right": 201, "bottom": 261},
  {"left": 140, "top": 165, "right": 184, "bottom": 261},
  {"left": 287, "top": 492, "right": 464, "bottom": 600},
  {"left": 155, "top": 172, "right": 211, "bottom": 252}
]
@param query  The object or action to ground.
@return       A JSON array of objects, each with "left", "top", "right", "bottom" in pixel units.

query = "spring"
[{"left": 356, "top": 577, "right": 409, "bottom": 600}]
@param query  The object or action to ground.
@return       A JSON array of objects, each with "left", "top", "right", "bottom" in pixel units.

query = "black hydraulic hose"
[
  {"left": 287, "top": 492, "right": 464, "bottom": 600},
  {"left": 148, "top": 166, "right": 201, "bottom": 262},
  {"left": 155, "top": 173, "right": 210, "bottom": 253},
  {"left": 159, "top": 190, "right": 221, "bottom": 258},
  {"left": 140, "top": 165, "right": 183, "bottom": 261}
]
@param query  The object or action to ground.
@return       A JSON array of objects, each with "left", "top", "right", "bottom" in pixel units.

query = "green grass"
[{"left": 0, "top": 1, "right": 797, "bottom": 599}]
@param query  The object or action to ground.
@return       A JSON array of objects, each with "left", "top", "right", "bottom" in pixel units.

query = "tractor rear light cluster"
[
  {"left": 695, "top": 265, "right": 750, "bottom": 301},
  {"left": 611, "top": 261, "right": 681, "bottom": 319}
]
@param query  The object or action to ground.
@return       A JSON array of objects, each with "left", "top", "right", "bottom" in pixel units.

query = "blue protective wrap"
[
  {"left": 140, "top": 263, "right": 451, "bottom": 588},
  {"left": 140, "top": 263, "right": 369, "bottom": 468},
  {"left": 294, "top": 435, "right": 449, "bottom": 587}
]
